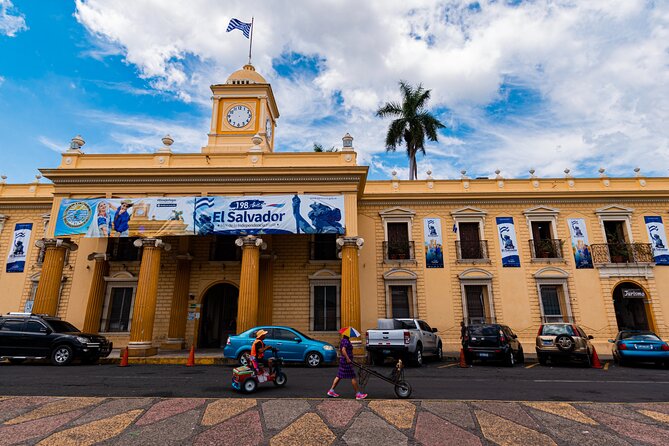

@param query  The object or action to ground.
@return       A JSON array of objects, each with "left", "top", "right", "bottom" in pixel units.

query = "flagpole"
[{"left": 248, "top": 17, "right": 254, "bottom": 64}]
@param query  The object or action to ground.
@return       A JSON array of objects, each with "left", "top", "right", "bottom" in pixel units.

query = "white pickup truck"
[{"left": 366, "top": 318, "right": 443, "bottom": 367}]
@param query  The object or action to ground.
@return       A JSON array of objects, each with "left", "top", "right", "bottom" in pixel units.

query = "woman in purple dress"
[{"left": 327, "top": 335, "right": 367, "bottom": 400}]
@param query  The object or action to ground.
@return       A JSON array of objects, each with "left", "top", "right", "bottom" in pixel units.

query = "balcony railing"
[
  {"left": 107, "top": 238, "right": 141, "bottom": 262},
  {"left": 383, "top": 241, "right": 415, "bottom": 261},
  {"left": 309, "top": 240, "right": 339, "bottom": 261},
  {"left": 456, "top": 240, "right": 489, "bottom": 260},
  {"left": 591, "top": 243, "right": 654, "bottom": 264},
  {"left": 529, "top": 239, "right": 564, "bottom": 259}
]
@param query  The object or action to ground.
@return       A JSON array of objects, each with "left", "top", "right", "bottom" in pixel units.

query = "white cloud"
[
  {"left": 81, "top": 110, "right": 208, "bottom": 154},
  {"left": 0, "top": 0, "right": 27, "bottom": 37},
  {"left": 38, "top": 136, "right": 66, "bottom": 153},
  {"left": 74, "top": 0, "right": 669, "bottom": 179}
]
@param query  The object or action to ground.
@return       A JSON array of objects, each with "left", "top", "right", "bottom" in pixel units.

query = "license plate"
[
  {"left": 542, "top": 340, "right": 552, "bottom": 346},
  {"left": 478, "top": 352, "right": 491, "bottom": 357},
  {"left": 636, "top": 344, "right": 652, "bottom": 350},
  {"left": 383, "top": 350, "right": 391, "bottom": 354}
]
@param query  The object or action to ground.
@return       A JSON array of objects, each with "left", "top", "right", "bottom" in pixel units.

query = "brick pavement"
[{"left": 0, "top": 396, "right": 667, "bottom": 445}]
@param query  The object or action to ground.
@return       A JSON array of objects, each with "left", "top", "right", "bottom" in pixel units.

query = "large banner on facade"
[
  {"left": 6, "top": 223, "right": 32, "bottom": 273},
  {"left": 423, "top": 218, "right": 444, "bottom": 268},
  {"left": 195, "top": 194, "right": 345, "bottom": 235},
  {"left": 567, "top": 218, "right": 593, "bottom": 268},
  {"left": 55, "top": 197, "right": 196, "bottom": 237},
  {"left": 496, "top": 217, "right": 520, "bottom": 267},
  {"left": 644, "top": 216, "right": 669, "bottom": 265}
]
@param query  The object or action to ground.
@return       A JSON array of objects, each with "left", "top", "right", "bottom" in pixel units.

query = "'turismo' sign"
[{"left": 622, "top": 288, "right": 646, "bottom": 299}]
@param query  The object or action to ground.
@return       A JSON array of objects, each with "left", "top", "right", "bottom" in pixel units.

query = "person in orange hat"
[
  {"left": 250, "top": 329, "right": 272, "bottom": 374},
  {"left": 327, "top": 332, "right": 367, "bottom": 400}
]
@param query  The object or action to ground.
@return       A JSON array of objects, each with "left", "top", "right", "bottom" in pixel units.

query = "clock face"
[
  {"left": 265, "top": 118, "right": 272, "bottom": 141},
  {"left": 226, "top": 105, "right": 252, "bottom": 128}
]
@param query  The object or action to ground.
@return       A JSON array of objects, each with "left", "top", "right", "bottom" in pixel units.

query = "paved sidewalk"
[{"left": 1, "top": 396, "right": 667, "bottom": 445}]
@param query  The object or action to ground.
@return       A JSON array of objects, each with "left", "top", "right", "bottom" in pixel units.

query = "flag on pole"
[{"left": 226, "top": 18, "right": 252, "bottom": 38}]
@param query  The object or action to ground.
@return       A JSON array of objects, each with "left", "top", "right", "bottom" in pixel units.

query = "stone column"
[
  {"left": 257, "top": 255, "right": 274, "bottom": 326},
  {"left": 162, "top": 254, "right": 192, "bottom": 350},
  {"left": 128, "top": 238, "right": 170, "bottom": 357},
  {"left": 338, "top": 236, "right": 364, "bottom": 331},
  {"left": 32, "top": 239, "right": 78, "bottom": 316},
  {"left": 236, "top": 236, "right": 264, "bottom": 333},
  {"left": 82, "top": 253, "right": 109, "bottom": 333}
]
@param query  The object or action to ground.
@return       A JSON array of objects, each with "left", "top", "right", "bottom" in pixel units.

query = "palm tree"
[
  {"left": 313, "top": 143, "right": 338, "bottom": 152},
  {"left": 376, "top": 81, "right": 445, "bottom": 180}
]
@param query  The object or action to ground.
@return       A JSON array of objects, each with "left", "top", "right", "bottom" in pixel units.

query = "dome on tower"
[{"left": 226, "top": 64, "right": 267, "bottom": 84}]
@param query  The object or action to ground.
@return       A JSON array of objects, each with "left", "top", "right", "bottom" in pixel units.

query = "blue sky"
[{"left": 1, "top": 0, "right": 668, "bottom": 183}]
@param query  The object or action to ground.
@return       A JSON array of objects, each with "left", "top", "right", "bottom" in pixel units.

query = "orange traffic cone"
[
  {"left": 119, "top": 347, "right": 129, "bottom": 367},
  {"left": 186, "top": 345, "right": 195, "bottom": 367},
  {"left": 459, "top": 348, "right": 469, "bottom": 368},
  {"left": 591, "top": 347, "right": 603, "bottom": 369}
]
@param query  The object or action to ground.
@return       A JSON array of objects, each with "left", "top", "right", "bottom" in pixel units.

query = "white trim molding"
[
  {"left": 458, "top": 268, "right": 495, "bottom": 323},
  {"left": 534, "top": 267, "right": 573, "bottom": 323},
  {"left": 309, "top": 269, "right": 341, "bottom": 332}
]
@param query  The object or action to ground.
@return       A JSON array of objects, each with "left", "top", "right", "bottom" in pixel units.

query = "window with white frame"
[
  {"left": 383, "top": 269, "right": 418, "bottom": 318},
  {"left": 458, "top": 268, "right": 495, "bottom": 324},
  {"left": 100, "top": 274, "right": 138, "bottom": 332},
  {"left": 379, "top": 208, "right": 415, "bottom": 261},
  {"left": 534, "top": 267, "right": 573, "bottom": 323},
  {"left": 312, "top": 285, "right": 339, "bottom": 331},
  {"left": 309, "top": 270, "right": 340, "bottom": 331},
  {"left": 452, "top": 207, "right": 489, "bottom": 261}
]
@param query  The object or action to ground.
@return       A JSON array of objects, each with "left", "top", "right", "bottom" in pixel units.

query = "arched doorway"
[
  {"left": 198, "top": 283, "right": 238, "bottom": 348},
  {"left": 612, "top": 282, "right": 650, "bottom": 331}
]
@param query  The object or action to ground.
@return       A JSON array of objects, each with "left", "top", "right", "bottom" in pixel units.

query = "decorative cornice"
[
  {"left": 44, "top": 175, "right": 364, "bottom": 185},
  {"left": 0, "top": 204, "right": 53, "bottom": 210},
  {"left": 361, "top": 198, "right": 669, "bottom": 206}
]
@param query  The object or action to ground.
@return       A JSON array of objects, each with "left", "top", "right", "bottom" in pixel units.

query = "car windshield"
[
  {"left": 541, "top": 325, "right": 574, "bottom": 336},
  {"left": 46, "top": 320, "right": 80, "bottom": 333},
  {"left": 468, "top": 326, "right": 498, "bottom": 336},
  {"left": 395, "top": 320, "right": 417, "bottom": 330},
  {"left": 621, "top": 332, "right": 661, "bottom": 341}
]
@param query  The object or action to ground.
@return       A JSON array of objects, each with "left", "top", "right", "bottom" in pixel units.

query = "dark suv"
[
  {"left": 0, "top": 313, "right": 112, "bottom": 366},
  {"left": 463, "top": 324, "right": 524, "bottom": 366}
]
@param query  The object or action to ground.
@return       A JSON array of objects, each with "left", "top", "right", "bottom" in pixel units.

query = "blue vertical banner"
[
  {"left": 496, "top": 217, "right": 520, "bottom": 267},
  {"left": 567, "top": 218, "right": 593, "bottom": 268},
  {"left": 423, "top": 218, "right": 444, "bottom": 268},
  {"left": 644, "top": 216, "right": 669, "bottom": 265},
  {"left": 6, "top": 223, "right": 32, "bottom": 273}
]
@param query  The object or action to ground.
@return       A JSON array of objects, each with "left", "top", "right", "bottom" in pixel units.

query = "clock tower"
[{"left": 204, "top": 64, "right": 279, "bottom": 153}]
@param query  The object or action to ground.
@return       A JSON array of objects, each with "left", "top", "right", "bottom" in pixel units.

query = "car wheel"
[
  {"left": 305, "top": 352, "right": 322, "bottom": 368},
  {"left": 274, "top": 372, "right": 287, "bottom": 387},
  {"left": 51, "top": 345, "right": 74, "bottom": 366},
  {"left": 555, "top": 334, "right": 576, "bottom": 353},
  {"left": 505, "top": 349, "right": 515, "bottom": 367},
  {"left": 538, "top": 354, "right": 548, "bottom": 366},
  {"left": 516, "top": 346, "right": 525, "bottom": 364},
  {"left": 583, "top": 352, "right": 592, "bottom": 368},
  {"left": 238, "top": 351, "right": 251, "bottom": 367},
  {"left": 436, "top": 343, "right": 444, "bottom": 362},
  {"left": 243, "top": 378, "right": 258, "bottom": 393},
  {"left": 8, "top": 358, "right": 26, "bottom": 365},
  {"left": 413, "top": 346, "right": 423, "bottom": 367}
]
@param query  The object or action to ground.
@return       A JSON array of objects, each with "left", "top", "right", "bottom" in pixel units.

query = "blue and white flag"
[
  {"left": 226, "top": 18, "right": 252, "bottom": 38},
  {"left": 496, "top": 217, "right": 520, "bottom": 267},
  {"left": 6, "top": 223, "right": 32, "bottom": 273},
  {"left": 645, "top": 216, "right": 669, "bottom": 265}
]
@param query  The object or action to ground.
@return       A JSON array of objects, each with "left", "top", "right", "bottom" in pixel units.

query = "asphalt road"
[{"left": 1, "top": 359, "right": 668, "bottom": 402}]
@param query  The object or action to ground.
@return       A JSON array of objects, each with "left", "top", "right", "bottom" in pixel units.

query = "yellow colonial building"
[{"left": 1, "top": 64, "right": 669, "bottom": 356}]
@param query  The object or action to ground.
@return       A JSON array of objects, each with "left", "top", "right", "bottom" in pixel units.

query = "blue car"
[
  {"left": 224, "top": 326, "right": 337, "bottom": 367},
  {"left": 609, "top": 330, "right": 669, "bottom": 367}
]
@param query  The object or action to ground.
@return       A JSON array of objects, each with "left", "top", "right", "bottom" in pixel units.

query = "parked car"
[
  {"left": 366, "top": 318, "right": 443, "bottom": 367},
  {"left": 536, "top": 323, "right": 594, "bottom": 366},
  {"left": 462, "top": 324, "right": 524, "bottom": 366},
  {"left": 223, "top": 326, "right": 337, "bottom": 367},
  {"left": 610, "top": 330, "right": 669, "bottom": 368},
  {"left": 0, "top": 312, "right": 113, "bottom": 366}
]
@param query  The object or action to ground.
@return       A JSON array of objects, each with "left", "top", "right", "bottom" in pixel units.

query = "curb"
[{"left": 100, "top": 357, "right": 237, "bottom": 366}]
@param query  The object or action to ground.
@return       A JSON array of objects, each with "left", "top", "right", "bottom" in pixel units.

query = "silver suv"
[{"left": 536, "top": 323, "right": 594, "bottom": 366}]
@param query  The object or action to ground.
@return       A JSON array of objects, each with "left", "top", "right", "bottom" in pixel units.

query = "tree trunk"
[{"left": 409, "top": 155, "right": 417, "bottom": 180}]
